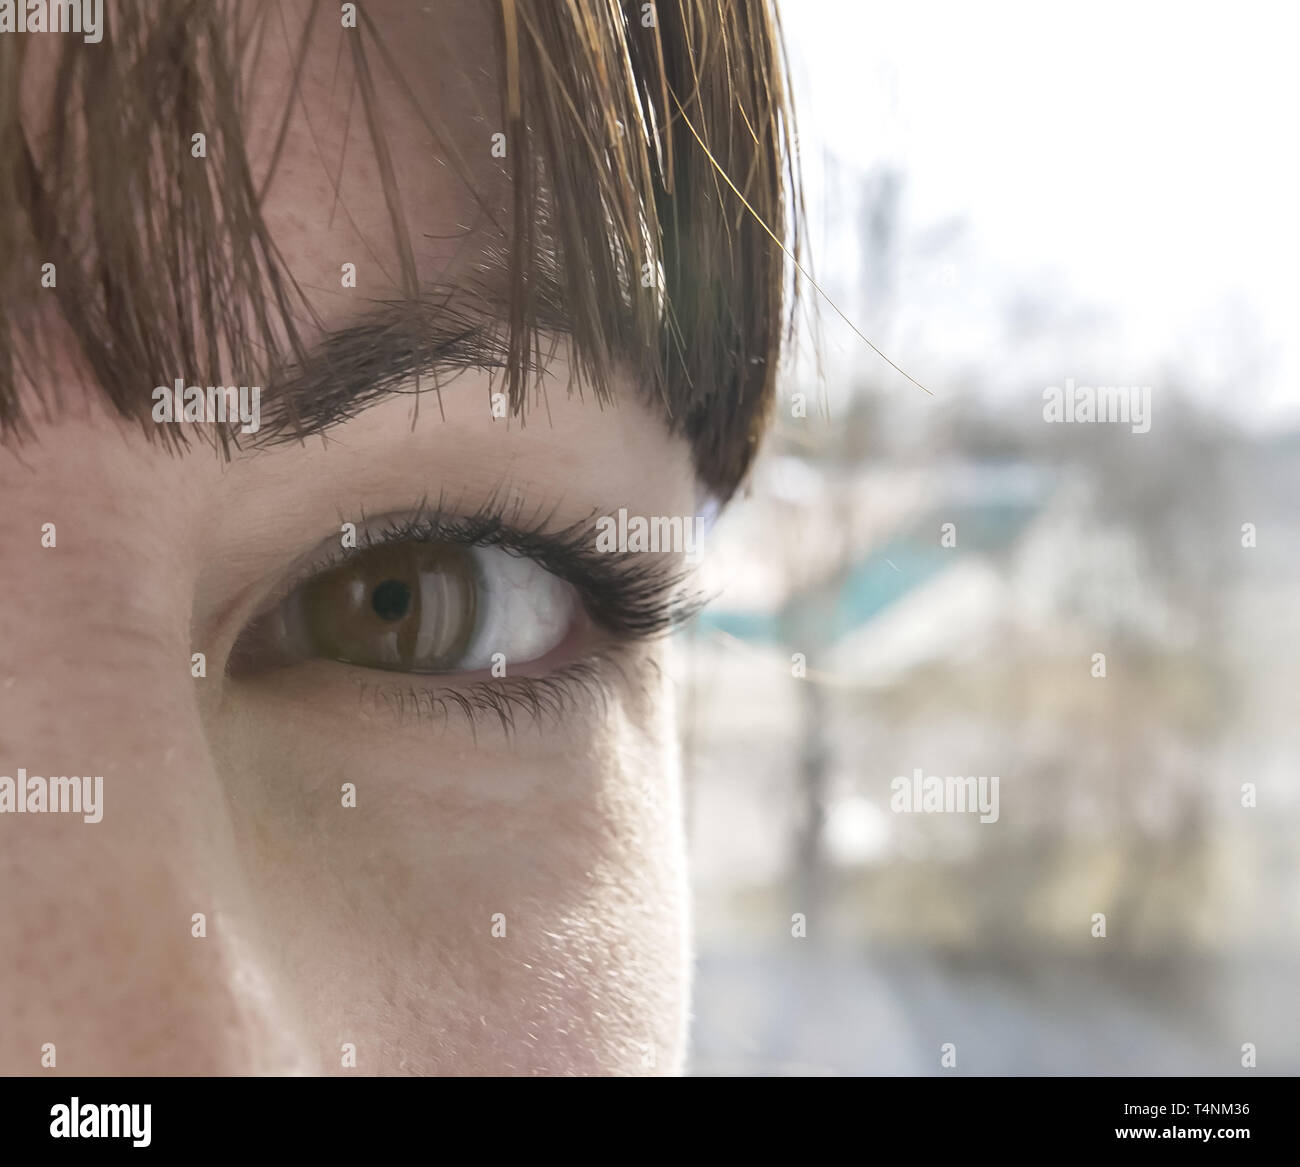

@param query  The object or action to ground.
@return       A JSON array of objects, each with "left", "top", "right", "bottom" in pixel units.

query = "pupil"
[{"left": 371, "top": 579, "right": 411, "bottom": 622}]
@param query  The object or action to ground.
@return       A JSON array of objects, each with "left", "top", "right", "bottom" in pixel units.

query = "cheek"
[{"left": 212, "top": 652, "right": 690, "bottom": 1075}]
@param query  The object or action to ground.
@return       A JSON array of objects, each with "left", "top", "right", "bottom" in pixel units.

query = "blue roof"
[{"left": 699, "top": 493, "right": 1044, "bottom": 646}]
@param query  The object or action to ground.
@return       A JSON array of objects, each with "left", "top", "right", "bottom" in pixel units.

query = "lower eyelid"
[
  {"left": 223, "top": 633, "right": 643, "bottom": 742},
  {"left": 354, "top": 654, "right": 623, "bottom": 736}
]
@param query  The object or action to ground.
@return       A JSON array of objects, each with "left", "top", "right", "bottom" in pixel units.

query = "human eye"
[
  {"left": 238, "top": 538, "right": 574, "bottom": 676},
  {"left": 227, "top": 501, "right": 702, "bottom": 728}
]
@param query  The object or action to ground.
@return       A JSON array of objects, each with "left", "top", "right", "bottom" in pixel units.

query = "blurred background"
[{"left": 677, "top": 0, "right": 1300, "bottom": 1075}]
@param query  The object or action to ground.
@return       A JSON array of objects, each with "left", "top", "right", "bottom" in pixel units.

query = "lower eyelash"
[{"left": 352, "top": 651, "right": 636, "bottom": 739}]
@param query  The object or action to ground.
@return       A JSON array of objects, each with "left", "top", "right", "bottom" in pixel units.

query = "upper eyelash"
[{"left": 299, "top": 495, "right": 708, "bottom": 642}]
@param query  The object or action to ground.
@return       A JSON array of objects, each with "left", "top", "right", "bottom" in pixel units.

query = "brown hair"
[{"left": 0, "top": 0, "right": 799, "bottom": 501}]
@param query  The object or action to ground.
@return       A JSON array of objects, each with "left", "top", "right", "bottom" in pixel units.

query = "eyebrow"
[{"left": 248, "top": 278, "right": 571, "bottom": 448}]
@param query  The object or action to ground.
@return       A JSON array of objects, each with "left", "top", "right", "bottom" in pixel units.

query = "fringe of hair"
[{"left": 0, "top": 0, "right": 800, "bottom": 500}]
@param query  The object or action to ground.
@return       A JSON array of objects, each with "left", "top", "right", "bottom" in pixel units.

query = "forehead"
[{"left": 246, "top": 0, "right": 510, "bottom": 336}]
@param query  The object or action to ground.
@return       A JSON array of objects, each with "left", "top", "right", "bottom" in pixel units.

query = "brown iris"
[{"left": 299, "top": 541, "right": 479, "bottom": 672}]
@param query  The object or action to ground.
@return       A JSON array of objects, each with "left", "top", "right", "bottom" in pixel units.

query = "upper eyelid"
[
  {"left": 373, "top": 506, "right": 707, "bottom": 638},
  {"left": 232, "top": 510, "right": 528, "bottom": 633},
  {"left": 236, "top": 501, "right": 701, "bottom": 643},
  {"left": 292, "top": 507, "right": 590, "bottom": 592}
]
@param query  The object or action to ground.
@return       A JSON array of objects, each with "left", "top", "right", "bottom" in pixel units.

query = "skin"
[{"left": 0, "top": 2, "right": 693, "bottom": 1075}]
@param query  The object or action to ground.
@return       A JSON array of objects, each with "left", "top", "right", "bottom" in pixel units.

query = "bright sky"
[{"left": 783, "top": 0, "right": 1300, "bottom": 427}]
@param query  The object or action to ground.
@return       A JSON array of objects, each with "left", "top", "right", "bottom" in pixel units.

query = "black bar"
[{"left": 1, "top": 1075, "right": 1291, "bottom": 1153}]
